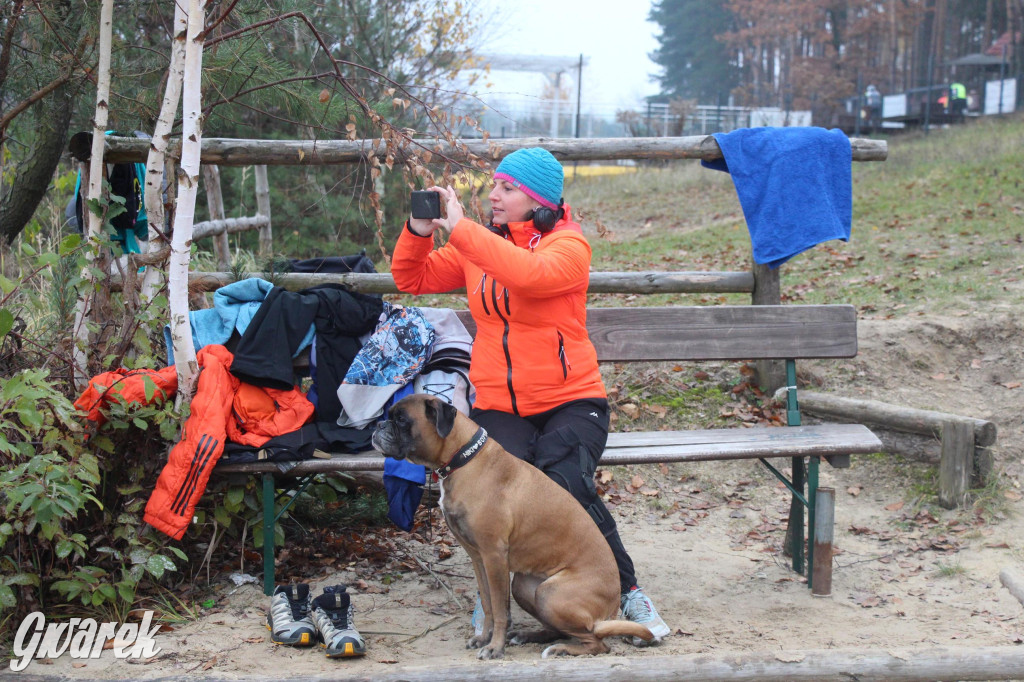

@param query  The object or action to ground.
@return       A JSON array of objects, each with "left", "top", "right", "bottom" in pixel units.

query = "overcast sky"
[{"left": 469, "top": 0, "right": 662, "bottom": 115}]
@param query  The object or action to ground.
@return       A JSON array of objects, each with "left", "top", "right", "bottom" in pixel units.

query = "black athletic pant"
[{"left": 470, "top": 398, "right": 638, "bottom": 594}]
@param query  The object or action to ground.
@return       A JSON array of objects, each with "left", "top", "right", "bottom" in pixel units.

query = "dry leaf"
[
  {"left": 630, "top": 474, "right": 645, "bottom": 489},
  {"left": 1003, "top": 490, "right": 1022, "bottom": 501},
  {"left": 620, "top": 403, "right": 639, "bottom": 418},
  {"left": 202, "top": 656, "right": 217, "bottom": 671},
  {"left": 647, "top": 404, "right": 668, "bottom": 418},
  {"left": 73, "top": 663, "right": 88, "bottom": 668},
  {"left": 847, "top": 485, "right": 862, "bottom": 496},
  {"left": 1002, "top": 381, "right": 1021, "bottom": 389},
  {"left": 318, "top": 88, "right": 330, "bottom": 103},
  {"left": 597, "top": 470, "right": 613, "bottom": 484},
  {"left": 885, "top": 501, "right": 905, "bottom": 512}
]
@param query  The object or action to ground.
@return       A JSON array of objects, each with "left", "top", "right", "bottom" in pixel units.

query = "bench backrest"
[{"left": 455, "top": 304, "right": 858, "bottom": 362}]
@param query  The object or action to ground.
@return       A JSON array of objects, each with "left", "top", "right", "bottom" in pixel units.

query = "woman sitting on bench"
[{"left": 390, "top": 147, "right": 670, "bottom": 645}]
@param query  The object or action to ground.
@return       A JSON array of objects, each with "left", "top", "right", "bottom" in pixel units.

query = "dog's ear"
[{"left": 425, "top": 398, "right": 458, "bottom": 438}]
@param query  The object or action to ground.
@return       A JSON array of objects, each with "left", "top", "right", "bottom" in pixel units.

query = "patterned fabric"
[{"left": 343, "top": 303, "right": 434, "bottom": 387}]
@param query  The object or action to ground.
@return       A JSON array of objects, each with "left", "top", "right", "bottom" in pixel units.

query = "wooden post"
[
  {"left": 812, "top": 487, "right": 834, "bottom": 597},
  {"left": 254, "top": 164, "right": 272, "bottom": 256},
  {"left": 939, "top": 419, "right": 973, "bottom": 509},
  {"left": 202, "top": 165, "right": 229, "bottom": 269},
  {"left": 752, "top": 260, "right": 784, "bottom": 393}
]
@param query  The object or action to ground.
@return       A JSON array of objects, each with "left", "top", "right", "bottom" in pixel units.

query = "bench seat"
[
  {"left": 213, "top": 303, "right": 880, "bottom": 596},
  {"left": 216, "top": 423, "right": 881, "bottom": 476}
]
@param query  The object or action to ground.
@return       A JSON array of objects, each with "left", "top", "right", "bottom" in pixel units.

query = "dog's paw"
[
  {"left": 477, "top": 644, "right": 505, "bottom": 660},
  {"left": 466, "top": 635, "right": 488, "bottom": 650},
  {"left": 541, "top": 644, "right": 569, "bottom": 658},
  {"left": 507, "top": 630, "right": 526, "bottom": 646}
]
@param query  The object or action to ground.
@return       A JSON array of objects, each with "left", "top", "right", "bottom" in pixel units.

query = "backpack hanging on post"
[{"left": 67, "top": 131, "right": 149, "bottom": 253}]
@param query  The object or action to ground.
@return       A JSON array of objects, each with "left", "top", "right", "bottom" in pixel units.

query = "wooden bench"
[{"left": 216, "top": 303, "right": 882, "bottom": 596}]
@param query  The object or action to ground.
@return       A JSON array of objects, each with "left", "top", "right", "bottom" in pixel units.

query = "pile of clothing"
[{"left": 76, "top": 254, "right": 474, "bottom": 539}]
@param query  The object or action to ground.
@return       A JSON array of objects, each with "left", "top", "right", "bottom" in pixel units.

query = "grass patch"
[{"left": 934, "top": 560, "right": 967, "bottom": 578}]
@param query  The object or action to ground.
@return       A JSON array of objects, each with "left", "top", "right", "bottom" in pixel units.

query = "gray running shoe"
[
  {"left": 311, "top": 585, "right": 366, "bottom": 658},
  {"left": 620, "top": 587, "right": 670, "bottom": 646},
  {"left": 266, "top": 583, "right": 316, "bottom": 646}
]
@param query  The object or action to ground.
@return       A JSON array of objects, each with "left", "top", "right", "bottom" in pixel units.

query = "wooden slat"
[
  {"left": 457, "top": 305, "right": 858, "bottom": 361},
  {"left": 602, "top": 424, "right": 881, "bottom": 464},
  {"left": 215, "top": 424, "right": 880, "bottom": 476}
]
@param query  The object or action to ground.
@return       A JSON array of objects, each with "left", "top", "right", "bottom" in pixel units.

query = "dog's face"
[{"left": 372, "top": 395, "right": 458, "bottom": 467}]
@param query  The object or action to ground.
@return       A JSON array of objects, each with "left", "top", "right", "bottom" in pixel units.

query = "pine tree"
[{"left": 648, "top": 0, "right": 739, "bottom": 103}]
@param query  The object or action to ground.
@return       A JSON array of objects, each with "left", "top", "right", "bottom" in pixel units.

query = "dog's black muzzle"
[{"left": 371, "top": 420, "right": 405, "bottom": 459}]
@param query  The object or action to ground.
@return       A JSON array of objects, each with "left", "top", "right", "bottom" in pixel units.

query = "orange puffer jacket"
[
  {"left": 391, "top": 205, "right": 605, "bottom": 417},
  {"left": 144, "top": 344, "right": 314, "bottom": 539},
  {"left": 75, "top": 345, "right": 314, "bottom": 540}
]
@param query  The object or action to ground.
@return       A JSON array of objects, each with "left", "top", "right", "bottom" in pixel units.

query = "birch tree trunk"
[
  {"left": 140, "top": 0, "right": 188, "bottom": 303},
  {"left": 167, "top": 0, "right": 207, "bottom": 404},
  {"left": 70, "top": 0, "right": 114, "bottom": 389}
]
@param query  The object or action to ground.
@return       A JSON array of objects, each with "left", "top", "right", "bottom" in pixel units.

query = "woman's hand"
[{"left": 408, "top": 185, "right": 463, "bottom": 236}]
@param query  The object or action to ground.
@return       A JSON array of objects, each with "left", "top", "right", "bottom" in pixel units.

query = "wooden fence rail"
[{"left": 101, "top": 134, "right": 888, "bottom": 166}]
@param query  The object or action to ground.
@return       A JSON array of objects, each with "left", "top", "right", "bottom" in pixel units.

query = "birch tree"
[
  {"left": 70, "top": 0, "right": 113, "bottom": 389},
  {"left": 166, "top": 0, "right": 207, "bottom": 403},
  {"left": 140, "top": 0, "right": 188, "bottom": 303}
]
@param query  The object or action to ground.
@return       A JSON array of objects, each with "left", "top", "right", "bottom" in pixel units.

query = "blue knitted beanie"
[{"left": 493, "top": 148, "right": 563, "bottom": 209}]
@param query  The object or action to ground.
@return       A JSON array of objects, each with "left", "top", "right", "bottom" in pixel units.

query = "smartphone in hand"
[{"left": 411, "top": 190, "right": 441, "bottom": 220}]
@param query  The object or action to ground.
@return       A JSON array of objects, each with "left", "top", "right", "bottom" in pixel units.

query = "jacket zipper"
[
  {"left": 490, "top": 277, "right": 518, "bottom": 415},
  {"left": 557, "top": 331, "right": 570, "bottom": 379},
  {"left": 478, "top": 273, "right": 489, "bottom": 315}
]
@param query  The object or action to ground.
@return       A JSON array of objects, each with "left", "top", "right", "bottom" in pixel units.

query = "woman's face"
[{"left": 488, "top": 179, "right": 538, "bottom": 224}]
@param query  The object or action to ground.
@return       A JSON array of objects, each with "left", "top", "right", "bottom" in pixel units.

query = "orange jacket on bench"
[
  {"left": 75, "top": 345, "right": 314, "bottom": 540},
  {"left": 144, "top": 344, "right": 313, "bottom": 539}
]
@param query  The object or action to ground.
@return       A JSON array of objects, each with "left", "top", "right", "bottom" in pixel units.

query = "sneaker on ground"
[
  {"left": 620, "top": 587, "right": 670, "bottom": 646},
  {"left": 311, "top": 585, "right": 366, "bottom": 658},
  {"left": 266, "top": 583, "right": 316, "bottom": 646}
]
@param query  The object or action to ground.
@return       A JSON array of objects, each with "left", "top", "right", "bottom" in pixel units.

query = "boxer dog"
[{"left": 372, "top": 394, "right": 653, "bottom": 659}]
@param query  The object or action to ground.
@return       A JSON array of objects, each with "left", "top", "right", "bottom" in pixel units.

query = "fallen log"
[
  {"left": 799, "top": 392, "right": 996, "bottom": 446},
  {"left": 154, "top": 646, "right": 1024, "bottom": 681},
  {"left": 800, "top": 392, "right": 997, "bottom": 498}
]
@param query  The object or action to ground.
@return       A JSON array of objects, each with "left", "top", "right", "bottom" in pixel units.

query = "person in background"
[
  {"left": 390, "top": 147, "right": 671, "bottom": 646},
  {"left": 949, "top": 81, "right": 967, "bottom": 121},
  {"left": 864, "top": 84, "right": 883, "bottom": 133}
]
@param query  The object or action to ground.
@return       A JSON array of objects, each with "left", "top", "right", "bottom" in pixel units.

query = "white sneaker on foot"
[{"left": 620, "top": 587, "right": 670, "bottom": 646}]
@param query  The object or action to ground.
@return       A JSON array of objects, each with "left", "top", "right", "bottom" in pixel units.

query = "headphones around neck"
[{"left": 528, "top": 198, "right": 565, "bottom": 233}]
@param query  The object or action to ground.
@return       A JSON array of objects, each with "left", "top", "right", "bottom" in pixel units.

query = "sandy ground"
[{"left": 13, "top": 310, "right": 1024, "bottom": 679}]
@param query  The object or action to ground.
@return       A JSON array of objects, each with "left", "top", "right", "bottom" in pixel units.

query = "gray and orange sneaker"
[
  {"left": 266, "top": 583, "right": 316, "bottom": 646},
  {"left": 311, "top": 585, "right": 366, "bottom": 658}
]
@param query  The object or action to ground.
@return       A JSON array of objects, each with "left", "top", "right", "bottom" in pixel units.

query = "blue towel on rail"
[{"left": 702, "top": 127, "right": 852, "bottom": 268}]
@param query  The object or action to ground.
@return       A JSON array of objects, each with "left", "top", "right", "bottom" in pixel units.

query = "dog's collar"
[{"left": 434, "top": 427, "right": 488, "bottom": 480}]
